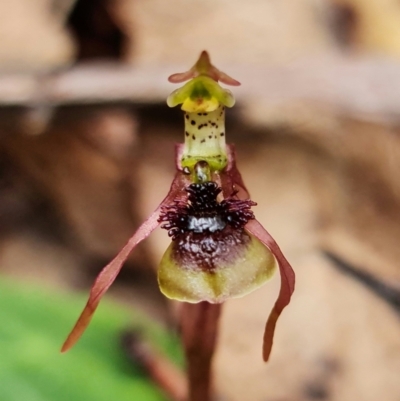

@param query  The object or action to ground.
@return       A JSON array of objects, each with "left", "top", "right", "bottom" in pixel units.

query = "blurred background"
[{"left": 1, "top": 0, "right": 400, "bottom": 400}]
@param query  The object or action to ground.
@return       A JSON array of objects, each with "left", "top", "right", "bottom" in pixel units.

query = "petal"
[
  {"left": 245, "top": 219, "right": 295, "bottom": 362},
  {"left": 218, "top": 71, "right": 241, "bottom": 87},
  {"left": 195, "top": 50, "right": 241, "bottom": 86},
  {"left": 168, "top": 69, "right": 196, "bottom": 84},
  {"left": 62, "top": 172, "right": 189, "bottom": 352},
  {"left": 167, "top": 51, "right": 241, "bottom": 87}
]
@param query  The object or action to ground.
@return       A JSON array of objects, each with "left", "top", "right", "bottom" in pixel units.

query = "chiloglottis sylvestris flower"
[{"left": 61, "top": 51, "right": 295, "bottom": 362}]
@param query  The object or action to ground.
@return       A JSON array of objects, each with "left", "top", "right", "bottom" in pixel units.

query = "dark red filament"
[{"left": 158, "top": 181, "right": 256, "bottom": 240}]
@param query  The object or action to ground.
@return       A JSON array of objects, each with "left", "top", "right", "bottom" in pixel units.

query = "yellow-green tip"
[{"left": 167, "top": 51, "right": 240, "bottom": 113}]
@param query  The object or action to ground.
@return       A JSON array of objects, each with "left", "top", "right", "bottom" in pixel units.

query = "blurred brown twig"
[{"left": 1, "top": 56, "right": 400, "bottom": 124}]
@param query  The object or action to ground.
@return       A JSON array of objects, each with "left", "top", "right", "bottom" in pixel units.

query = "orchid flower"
[{"left": 62, "top": 51, "right": 295, "bottom": 362}]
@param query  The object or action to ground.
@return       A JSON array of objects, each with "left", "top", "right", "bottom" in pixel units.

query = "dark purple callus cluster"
[{"left": 158, "top": 181, "right": 256, "bottom": 240}]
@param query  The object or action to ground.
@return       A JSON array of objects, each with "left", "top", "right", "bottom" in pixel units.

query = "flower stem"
[{"left": 180, "top": 302, "right": 222, "bottom": 401}]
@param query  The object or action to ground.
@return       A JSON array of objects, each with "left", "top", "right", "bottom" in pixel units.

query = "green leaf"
[{"left": 0, "top": 278, "right": 183, "bottom": 401}]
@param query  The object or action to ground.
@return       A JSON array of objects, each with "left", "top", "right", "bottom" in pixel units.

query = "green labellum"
[{"left": 158, "top": 229, "right": 276, "bottom": 304}]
